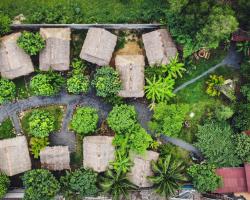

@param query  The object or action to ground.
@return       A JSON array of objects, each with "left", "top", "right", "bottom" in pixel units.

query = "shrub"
[
  {"left": 17, "top": 31, "right": 45, "bottom": 55},
  {"left": 148, "top": 155, "right": 187, "bottom": 198},
  {"left": 91, "top": 66, "right": 122, "bottom": 101},
  {"left": 195, "top": 122, "right": 241, "bottom": 167},
  {"left": 0, "top": 118, "right": 15, "bottom": 139},
  {"left": 71, "top": 58, "right": 86, "bottom": 75},
  {"left": 241, "top": 84, "right": 250, "bottom": 102},
  {"left": 30, "top": 72, "right": 64, "bottom": 96},
  {"left": 145, "top": 76, "right": 175, "bottom": 109},
  {"left": 29, "top": 137, "right": 49, "bottom": 159},
  {"left": 214, "top": 105, "right": 234, "bottom": 121},
  {"left": 0, "top": 79, "right": 16, "bottom": 104},
  {"left": 27, "top": 110, "right": 56, "bottom": 138},
  {"left": 232, "top": 103, "right": 250, "bottom": 132},
  {"left": 22, "top": 169, "right": 60, "bottom": 200},
  {"left": 149, "top": 103, "right": 189, "bottom": 137},
  {"left": 107, "top": 104, "right": 137, "bottom": 134},
  {"left": 235, "top": 133, "right": 250, "bottom": 162},
  {"left": 67, "top": 74, "right": 90, "bottom": 94},
  {"left": 99, "top": 170, "right": 137, "bottom": 200},
  {"left": 0, "top": 172, "right": 10, "bottom": 199},
  {"left": 70, "top": 107, "right": 98, "bottom": 136},
  {"left": 60, "top": 168, "right": 99, "bottom": 199},
  {"left": 187, "top": 163, "right": 222, "bottom": 193},
  {"left": 110, "top": 151, "right": 133, "bottom": 175},
  {"left": 206, "top": 75, "right": 225, "bottom": 97},
  {"left": 0, "top": 14, "right": 11, "bottom": 36},
  {"left": 237, "top": 41, "right": 250, "bottom": 57}
]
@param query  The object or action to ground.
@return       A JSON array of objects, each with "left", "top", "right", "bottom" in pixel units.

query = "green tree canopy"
[
  {"left": 0, "top": 79, "right": 16, "bottom": 104},
  {"left": 22, "top": 169, "right": 60, "bottom": 200}
]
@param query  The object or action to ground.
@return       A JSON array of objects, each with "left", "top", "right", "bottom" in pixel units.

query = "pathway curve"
[{"left": 174, "top": 45, "right": 242, "bottom": 93}]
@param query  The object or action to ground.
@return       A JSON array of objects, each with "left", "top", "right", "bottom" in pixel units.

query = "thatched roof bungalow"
[
  {"left": 83, "top": 136, "right": 115, "bottom": 172},
  {"left": 115, "top": 55, "right": 145, "bottom": 98},
  {"left": 80, "top": 28, "right": 117, "bottom": 66},
  {"left": 142, "top": 29, "right": 177, "bottom": 65},
  {"left": 40, "top": 146, "right": 70, "bottom": 171},
  {"left": 128, "top": 151, "right": 159, "bottom": 187},
  {"left": 0, "top": 33, "right": 34, "bottom": 79},
  {"left": 0, "top": 136, "right": 31, "bottom": 176},
  {"left": 39, "top": 28, "right": 71, "bottom": 71}
]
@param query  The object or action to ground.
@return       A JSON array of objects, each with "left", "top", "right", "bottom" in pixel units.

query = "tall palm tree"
[{"left": 148, "top": 155, "right": 187, "bottom": 198}]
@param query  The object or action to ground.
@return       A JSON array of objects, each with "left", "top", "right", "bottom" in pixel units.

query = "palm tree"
[
  {"left": 148, "top": 155, "right": 187, "bottom": 198},
  {"left": 99, "top": 169, "right": 137, "bottom": 200}
]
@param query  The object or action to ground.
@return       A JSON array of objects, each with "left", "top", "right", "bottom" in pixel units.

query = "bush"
[
  {"left": 67, "top": 74, "right": 90, "bottom": 94},
  {"left": 27, "top": 110, "right": 56, "bottom": 138},
  {"left": 70, "top": 107, "right": 98, "bottom": 136},
  {"left": 195, "top": 122, "right": 241, "bottom": 167},
  {"left": 22, "top": 169, "right": 60, "bottom": 200},
  {"left": 0, "top": 118, "right": 15, "bottom": 139},
  {"left": 0, "top": 79, "right": 16, "bottom": 104},
  {"left": 241, "top": 84, "right": 250, "bottom": 102},
  {"left": 235, "top": 133, "right": 250, "bottom": 162},
  {"left": 60, "top": 168, "right": 99, "bottom": 199},
  {"left": 29, "top": 137, "right": 49, "bottom": 159},
  {"left": 107, "top": 104, "right": 137, "bottom": 134},
  {"left": 149, "top": 103, "right": 189, "bottom": 137},
  {"left": 30, "top": 72, "right": 64, "bottom": 96},
  {"left": 91, "top": 66, "right": 122, "bottom": 101},
  {"left": 0, "top": 172, "right": 10, "bottom": 199},
  {"left": 0, "top": 14, "right": 11, "bottom": 36},
  {"left": 214, "top": 105, "right": 234, "bottom": 121},
  {"left": 187, "top": 163, "right": 222, "bottom": 193},
  {"left": 232, "top": 103, "right": 250, "bottom": 132},
  {"left": 17, "top": 31, "right": 45, "bottom": 55},
  {"left": 71, "top": 58, "right": 87, "bottom": 75},
  {"left": 206, "top": 75, "right": 225, "bottom": 97}
]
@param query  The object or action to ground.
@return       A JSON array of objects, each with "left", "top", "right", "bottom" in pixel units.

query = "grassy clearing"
[
  {"left": 20, "top": 105, "right": 65, "bottom": 135},
  {"left": 0, "top": 118, "right": 15, "bottom": 139}
]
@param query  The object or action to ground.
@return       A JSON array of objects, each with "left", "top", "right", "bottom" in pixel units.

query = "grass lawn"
[
  {"left": 20, "top": 105, "right": 65, "bottom": 135},
  {"left": 0, "top": 118, "right": 15, "bottom": 139}
]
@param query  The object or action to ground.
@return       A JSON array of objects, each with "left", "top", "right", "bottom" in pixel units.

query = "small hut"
[
  {"left": 80, "top": 28, "right": 117, "bottom": 66},
  {"left": 83, "top": 136, "right": 115, "bottom": 172},
  {"left": 40, "top": 146, "right": 70, "bottom": 171},
  {"left": 39, "top": 28, "right": 71, "bottom": 71},
  {"left": 0, "top": 136, "right": 31, "bottom": 176},
  {"left": 142, "top": 29, "right": 177, "bottom": 66},
  {"left": 128, "top": 151, "right": 159, "bottom": 187},
  {"left": 115, "top": 55, "right": 145, "bottom": 98},
  {"left": 0, "top": 33, "right": 34, "bottom": 79}
]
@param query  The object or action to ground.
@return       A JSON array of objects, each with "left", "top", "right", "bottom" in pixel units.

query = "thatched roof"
[
  {"left": 142, "top": 29, "right": 177, "bottom": 65},
  {"left": 115, "top": 55, "right": 145, "bottom": 98},
  {"left": 0, "top": 136, "right": 31, "bottom": 176},
  {"left": 40, "top": 146, "right": 70, "bottom": 171},
  {"left": 0, "top": 33, "right": 34, "bottom": 79},
  {"left": 128, "top": 151, "right": 159, "bottom": 187},
  {"left": 39, "top": 28, "right": 71, "bottom": 71},
  {"left": 80, "top": 28, "right": 117, "bottom": 66},
  {"left": 83, "top": 136, "right": 115, "bottom": 172}
]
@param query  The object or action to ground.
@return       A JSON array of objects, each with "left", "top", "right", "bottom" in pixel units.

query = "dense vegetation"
[
  {"left": 0, "top": 172, "right": 10, "bottom": 199},
  {"left": 0, "top": 79, "right": 16, "bottom": 104}
]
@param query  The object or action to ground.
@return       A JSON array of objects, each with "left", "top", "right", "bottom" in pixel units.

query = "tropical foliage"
[
  {"left": 0, "top": 78, "right": 16, "bottom": 104},
  {"left": 232, "top": 103, "right": 250, "bottom": 132},
  {"left": 22, "top": 169, "right": 60, "bottom": 200},
  {"left": 237, "top": 41, "right": 250, "bottom": 56},
  {"left": 235, "top": 133, "right": 250, "bottom": 163},
  {"left": 29, "top": 137, "right": 49, "bottom": 158},
  {"left": 0, "top": 172, "right": 10, "bottom": 199},
  {"left": 214, "top": 105, "right": 234, "bottom": 121},
  {"left": 17, "top": 31, "right": 45, "bottom": 55},
  {"left": 206, "top": 75, "right": 225, "bottom": 97},
  {"left": 67, "top": 74, "right": 90, "bottom": 94},
  {"left": 0, "top": 13, "right": 11, "bottom": 36},
  {"left": 148, "top": 155, "right": 187, "bottom": 198},
  {"left": 70, "top": 106, "right": 99, "bottom": 136},
  {"left": 0, "top": 118, "right": 15, "bottom": 139}
]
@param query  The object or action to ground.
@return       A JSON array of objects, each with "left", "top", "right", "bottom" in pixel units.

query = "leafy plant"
[
  {"left": 30, "top": 72, "right": 65, "bottom": 96},
  {"left": 237, "top": 41, "right": 250, "bottom": 56},
  {"left": 149, "top": 103, "right": 189, "bottom": 137},
  {"left": 241, "top": 84, "right": 250, "bottom": 102},
  {"left": 60, "top": 168, "right": 99, "bottom": 199},
  {"left": 91, "top": 66, "right": 122, "bottom": 102},
  {"left": 99, "top": 169, "right": 137, "bottom": 200},
  {"left": 0, "top": 172, "right": 10, "bottom": 199},
  {"left": 0, "top": 14, "right": 11, "bottom": 36},
  {"left": 17, "top": 31, "right": 45, "bottom": 55},
  {"left": 145, "top": 76, "right": 175, "bottom": 109},
  {"left": 0, "top": 78, "right": 16, "bottom": 104},
  {"left": 110, "top": 151, "right": 133, "bottom": 175},
  {"left": 29, "top": 137, "right": 49, "bottom": 159},
  {"left": 70, "top": 107, "right": 98, "bottom": 136},
  {"left": 22, "top": 169, "right": 60, "bottom": 200},
  {"left": 71, "top": 58, "right": 87, "bottom": 75},
  {"left": 107, "top": 104, "right": 137, "bottom": 134},
  {"left": 161, "top": 54, "right": 186, "bottom": 79},
  {"left": 187, "top": 163, "right": 222, "bottom": 193},
  {"left": 232, "top": 103, "right": 250, "bottom": 132},
  {"left": 214, "top": 105, "right": 234, "bottom": 121},
  {"left": 206, "top": 75, "right": 225, "bottom": 97},
  {"left": 0, "top": 118, "right": 15, "bottom": 139},
  {"left": 67, "top": 74, "right": 90, "bottom": 94},
  {"left": 148, "top": 155, "right": 187, "bottom": 198},
  {"left": 27, "top": 110, "right": 56, "bottom": 138},
  {"left": 235, "top": 133, "right": 250, "bottom": 162}
]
